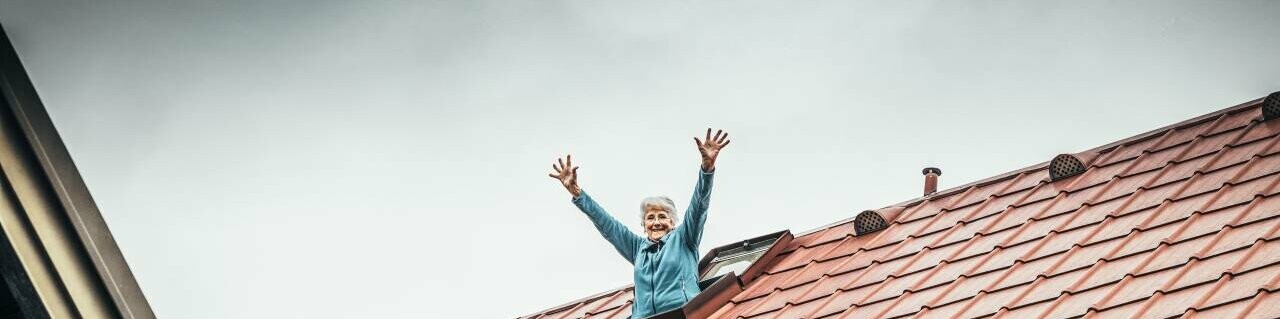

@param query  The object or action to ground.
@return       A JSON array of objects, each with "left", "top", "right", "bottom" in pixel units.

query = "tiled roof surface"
[
  {"left": 523, "top": 285, "right": 636, "bottom": 319},
  {"left": 523, "top": 96, "right": 1280, "bottom": 319}
]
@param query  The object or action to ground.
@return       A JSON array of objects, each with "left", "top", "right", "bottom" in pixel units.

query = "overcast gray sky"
[{"left": 1, "top": 1, "right": 1278, "bottom": 318}]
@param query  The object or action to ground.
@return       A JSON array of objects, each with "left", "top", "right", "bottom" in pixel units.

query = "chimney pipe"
[{"left": 922, "top": 167, "right": 942, "bottom": 196}]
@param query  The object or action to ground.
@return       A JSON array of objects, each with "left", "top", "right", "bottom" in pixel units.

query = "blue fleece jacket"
[{"left": 572, "top": 168, "right": 715, "bottom": 319}]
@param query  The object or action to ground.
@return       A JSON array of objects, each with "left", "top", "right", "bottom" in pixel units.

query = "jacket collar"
[{"left": 645, "top": 232, "right": 674, "bottom": 250}]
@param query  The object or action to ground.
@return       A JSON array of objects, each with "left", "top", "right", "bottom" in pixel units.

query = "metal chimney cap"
[{"left": 922, "top": 167, "right": 942, "bottom": 175}]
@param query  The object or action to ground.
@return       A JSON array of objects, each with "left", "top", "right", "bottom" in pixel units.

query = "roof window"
[{"left": 698, "top": 231, "right": 788, "bottom": 282}]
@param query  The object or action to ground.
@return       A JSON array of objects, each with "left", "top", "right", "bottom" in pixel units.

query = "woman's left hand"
[{"left": 694, "top": 128, "right": 730, "bottom": 171}]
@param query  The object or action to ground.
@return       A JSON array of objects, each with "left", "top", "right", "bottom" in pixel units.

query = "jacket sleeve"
[
  {"left": 573, "top": 191, "right": 645, "bottom": 264},
  {"left": 678, "top": 167, "right": 716, "bottom": 251}
]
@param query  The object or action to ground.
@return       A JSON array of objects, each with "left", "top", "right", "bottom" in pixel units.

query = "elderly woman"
[{"left": 549, "top": 128, "right": 731, "bottom": 318}]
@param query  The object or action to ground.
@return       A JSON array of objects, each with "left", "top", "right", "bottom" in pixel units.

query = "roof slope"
[{"left": 523, "top": 95, "right": 1280, "bottom": 319}]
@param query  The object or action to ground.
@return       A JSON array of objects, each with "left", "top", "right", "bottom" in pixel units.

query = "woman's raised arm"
[
  {"left": 680, "top": 128, "right": 730, "bottom": 250},
  {"left": 549, "top": 155, "right": 644, "bottom": 264}
]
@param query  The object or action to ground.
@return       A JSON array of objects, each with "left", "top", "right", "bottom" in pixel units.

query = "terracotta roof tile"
[
  {"left": 795, "top": 264, "right": 861, "bottom": 302},
  {"left": 779, "top": 259, "right": 841, "bottom": 290},
  {"left": 1237, "top": 122, "right": 1280, "bottom": 147},
  {"left": 736, "top": 280, "right": 807, "bottom": 317},
  {"left": 1187, "top": 290, "right": 1280, "bottom": 319},
  {"left": 715, "top": 295, "right": 761, "bottom": 319},
  {"left": 879, "top": 289, "right": 933, "bottom": 318},
  {"left": 804, "top": 286, "right": 866, "bottom": 318},
  {"left": 791, "top": 221, "right": 856, "bottom": 249},
  {"left": 602, "top": 302, "right": 631, "bottom": 319},
  {"left": 517, "top": 95, "right": 1280, "bottom": 319}
]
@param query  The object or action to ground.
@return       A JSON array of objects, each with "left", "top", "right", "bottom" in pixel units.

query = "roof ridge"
[{"left": 791, "top": 95, "right": 1267, "bottom": 240}]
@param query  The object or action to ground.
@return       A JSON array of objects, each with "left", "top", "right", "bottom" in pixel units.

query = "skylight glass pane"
[{"left": 703, "top": 250, "right": 766, "bottom": 280}]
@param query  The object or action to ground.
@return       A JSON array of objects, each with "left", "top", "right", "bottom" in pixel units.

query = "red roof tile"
[{"left": 518, "top": 94, "right": 1280, "bottom": 319}]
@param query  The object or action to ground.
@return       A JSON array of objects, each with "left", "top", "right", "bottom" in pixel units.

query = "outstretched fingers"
[
  {"left": 696, "top": 128, "right": 733, "bottom": 149},
  {"left": 551, "top": 154, "right": 579, "bottom": 179},
  {"left": 549, "top": 160, "right": 561, "bottom": 178}
]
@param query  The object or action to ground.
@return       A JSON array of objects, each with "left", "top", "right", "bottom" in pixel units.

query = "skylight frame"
[{"left": 697, "top": 230, "right": 792, "bottom": 283}]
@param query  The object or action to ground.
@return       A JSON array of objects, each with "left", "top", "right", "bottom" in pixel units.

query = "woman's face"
[{"left": 643, "top": 205, "right": 674, "bottom": 241}]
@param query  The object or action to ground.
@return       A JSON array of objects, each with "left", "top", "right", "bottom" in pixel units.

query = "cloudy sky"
[{"left": 1, "top": 1, "right": 1278, "bottom": 318}]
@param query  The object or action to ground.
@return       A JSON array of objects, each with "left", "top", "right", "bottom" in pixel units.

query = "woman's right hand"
[{"left": 549, "top": 154, "right": 581, "bottom": 197}]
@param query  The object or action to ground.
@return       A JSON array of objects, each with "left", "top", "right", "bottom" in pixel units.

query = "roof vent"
[
  {"left": 1264, "top": 91, "right": 1280, "bottom": 121},
  {"left": 853, "top": 210, "right": 888, "bottom": 236},
  {"left": 1048, "top": 154, "right": 1087, "bottom": 181},
  {"left": 922, "top": 167, "right": 942, "bottom": 196}
]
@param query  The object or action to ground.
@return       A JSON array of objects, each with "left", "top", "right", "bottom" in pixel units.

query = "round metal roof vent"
[
  {"left": 1264, "top": 91, "right": 1280, "bottom": 121},
  {"left": 1049, "top": 154, "right": 1087, "bottom": 181},
  {"left": 853, "top": 210, "right": 888, "bottom": 236}
]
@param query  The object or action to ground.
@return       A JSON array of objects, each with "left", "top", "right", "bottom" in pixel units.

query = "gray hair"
[{"left": 639, "top": 196, "right": 679, "bottom": 226}]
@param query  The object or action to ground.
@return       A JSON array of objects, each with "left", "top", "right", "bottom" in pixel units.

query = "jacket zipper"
[
  {"left": 649, "top": 249, "right": 658, "bottom": 315},
  {"left": 681, "top": 279, "right": 688, "bottom": 301}
]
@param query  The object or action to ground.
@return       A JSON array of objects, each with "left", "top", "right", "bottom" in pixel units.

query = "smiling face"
[{"left": 642, "top": 204, "right": 675, "bottom": 241}]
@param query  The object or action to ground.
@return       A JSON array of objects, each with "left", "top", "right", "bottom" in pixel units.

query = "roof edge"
[{"left": 516, "top": 283, "right": 634, "bottom": 319}]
